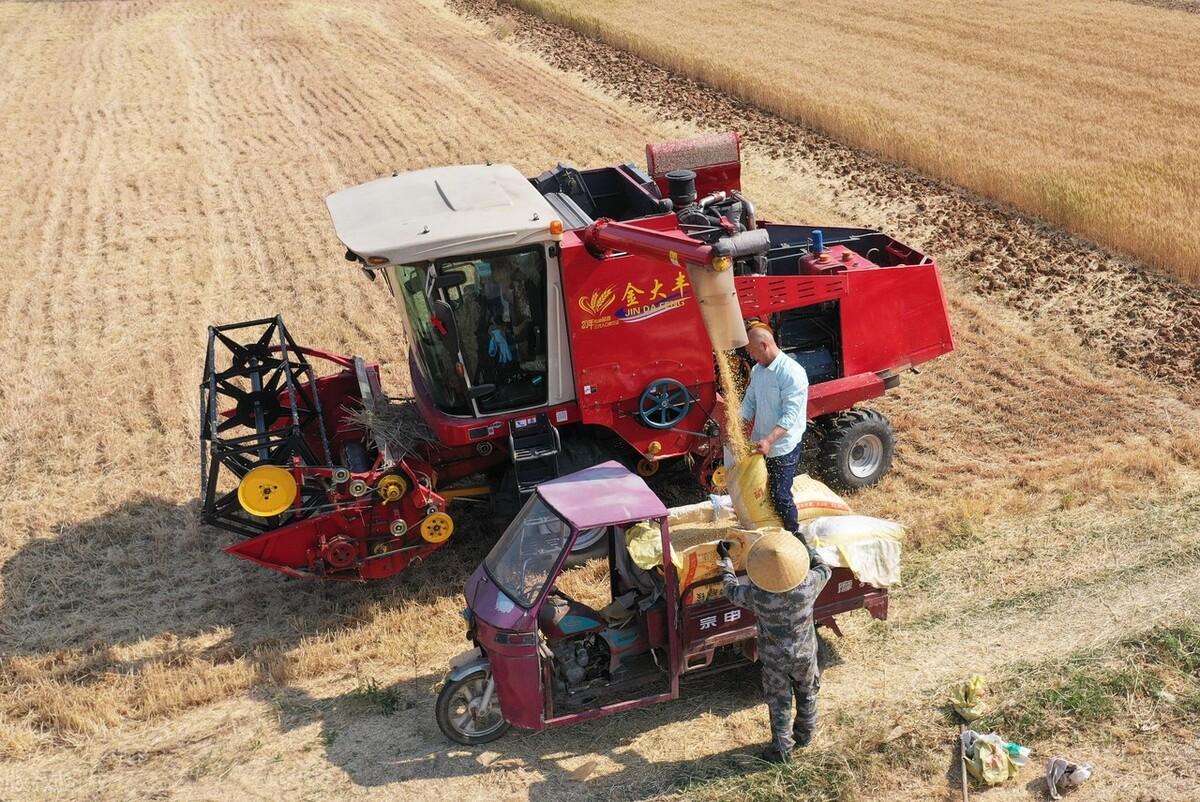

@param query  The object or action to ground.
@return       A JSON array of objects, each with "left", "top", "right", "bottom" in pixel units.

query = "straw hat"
[{"left": 745, "top": 531, "right": 810, "bottom": 593}]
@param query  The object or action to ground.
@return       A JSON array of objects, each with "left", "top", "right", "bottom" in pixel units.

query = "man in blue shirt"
[{"left": 740, "top": 324, "right": 809, "bottom": 532}]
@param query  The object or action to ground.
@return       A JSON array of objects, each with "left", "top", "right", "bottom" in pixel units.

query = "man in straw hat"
[
  {"left": 741, "top": 322, "right": 809, "bottom": 533},
  {"left": 717, "top": 531, "right": 830, "bottom": 763}
]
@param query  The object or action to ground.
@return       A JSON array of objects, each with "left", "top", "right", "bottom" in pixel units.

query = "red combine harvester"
[{"left": 199, "top": 133, "right": 953, "bottom": 581}]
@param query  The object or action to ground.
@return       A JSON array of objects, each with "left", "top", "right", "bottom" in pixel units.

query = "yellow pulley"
[
  {"left": 237, "top": 465, "right": 297, "bottom": 517},
  {"left": 636, "top": 458, "right": 659, "bottom": 477},
  {"left": 420, "top": 512, "right": 455, "bottom": 544},
  {"left": 377, "top": 474, "right": 408, "bottom": 504},
  {"left": 710, "top": 464, "right": 728, "bottom": 491}
]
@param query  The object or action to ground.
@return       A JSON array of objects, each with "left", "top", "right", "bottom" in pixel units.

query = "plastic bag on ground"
[
  {"left": 961, "top": 730, "right": 1020, "bottom": 785},
  {"left": 803, "top": 514, "right": 904, "bottom": 588},
  {"left": 950, "top": 674, "right": 989, "bottom": 722},
  {"left": 1046, "top": 757, "right": 1094, "bottom": 799}
]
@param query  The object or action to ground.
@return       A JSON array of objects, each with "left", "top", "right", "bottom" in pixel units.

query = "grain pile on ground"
[
  {"left": 503, "top": 0, "right": 1200, "bottom": 285},
  {"left": 1, "top": 1, "right": 1198, "bottom": 800}
]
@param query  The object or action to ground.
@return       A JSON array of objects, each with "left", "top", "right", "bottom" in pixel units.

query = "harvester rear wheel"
[{"left": 812, "top": 408, "right": 895, "bottom": 491}]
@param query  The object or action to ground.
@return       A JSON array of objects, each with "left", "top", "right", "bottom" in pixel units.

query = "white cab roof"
[{"left": 325, "top": 164, "right": 557, "bottom": 265}]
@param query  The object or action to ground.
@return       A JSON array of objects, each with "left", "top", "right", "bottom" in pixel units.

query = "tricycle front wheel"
[{"left": 436, "top": 669, "right": 510, "bottom": 746}]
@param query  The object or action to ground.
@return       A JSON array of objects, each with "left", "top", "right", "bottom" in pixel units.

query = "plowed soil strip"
[
  {"left": 1120, "top": 0, "right": 1200, "bottom": 12},
  {"left": 454, "top": 0, "right": 1200, "bottom": 389}
]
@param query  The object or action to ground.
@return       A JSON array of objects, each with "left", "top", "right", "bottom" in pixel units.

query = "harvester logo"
[
  {"left": 577, "top": 285, "right": 619, "bottom": 331},
  {"left": 614, "top": 271, "right": 689, "bottom": 323},
  {"left": 578, "top": 286, "right": 616, "bottom": 317}
]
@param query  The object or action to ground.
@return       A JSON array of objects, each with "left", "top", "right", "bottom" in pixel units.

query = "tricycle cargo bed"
[{"left": 680, "top": 566, "right": 888, "bottom": 665}]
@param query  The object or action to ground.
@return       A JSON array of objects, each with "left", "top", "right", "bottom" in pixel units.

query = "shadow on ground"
[
  {"left": 3, "top": 485, "right": 828, "bottom": 799},
  {"left": 0, "top": 494, "right": 496, "bottom": 660},
  {"left": 260, "top": 633, "right": 844, "bottom": 796},
  {"left": 0, "top": 459, "right": 702, "bottom": 660},
  {"left": 267, "top": 664, "right": 775, "bottom": 799}
]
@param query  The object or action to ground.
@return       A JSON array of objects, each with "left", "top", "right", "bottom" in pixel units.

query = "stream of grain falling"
[{"left": 715, "top": 349, "right": 750, "bottom": 460}]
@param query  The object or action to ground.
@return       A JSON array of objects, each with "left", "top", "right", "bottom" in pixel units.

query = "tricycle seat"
[{"left": 538, "top": 592, "right": 607, "bottom": 640}]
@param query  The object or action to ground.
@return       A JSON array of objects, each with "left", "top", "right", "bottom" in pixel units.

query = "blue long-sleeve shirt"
[{"left": 740, "top": 351, "right": 809, "bottom": 458}]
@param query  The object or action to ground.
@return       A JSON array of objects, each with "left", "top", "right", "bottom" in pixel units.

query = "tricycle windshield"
[{"left": 483, "top": 494, "right": 572, "bottom": 608}]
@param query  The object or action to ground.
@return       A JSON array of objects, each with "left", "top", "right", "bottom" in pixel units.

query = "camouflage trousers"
[{"left": 760, "top": 640, "right": 819, "bottom": 753}]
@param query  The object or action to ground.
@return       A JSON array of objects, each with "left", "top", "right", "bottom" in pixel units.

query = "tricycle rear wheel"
[{"left": 436, "top": 669, "right": 510, "bottom": 746}]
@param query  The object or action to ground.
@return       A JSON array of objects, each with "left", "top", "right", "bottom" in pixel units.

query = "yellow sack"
[
  {"left": 950, "top": 675, "right": 988, "bottom": 722},
  {"left": 791, "top": 474, "right": 851, "bottom": 521},
  {"left": 625, "top": 521, "right": 665, "bottom": 570},
  {"left": 806, "top": 514, "right": 905, "bottom": 588},
  {"left": 625, "top": 520, "right": 774, "bottom": 603},
  {"left": 727, "top": 454, "right": 782, "bottom": 529},
  {"left": 672, "top": 526, "right": 770, "bottom": 593}
]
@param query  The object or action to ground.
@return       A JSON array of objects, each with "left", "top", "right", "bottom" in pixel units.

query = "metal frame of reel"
[{"left": 200, "top": 316, "right": 332, "bottom": 537}]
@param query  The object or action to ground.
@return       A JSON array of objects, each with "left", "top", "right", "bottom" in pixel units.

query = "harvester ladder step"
[{"left": 508, "top": 413, "right": 561, "bottom": 494}]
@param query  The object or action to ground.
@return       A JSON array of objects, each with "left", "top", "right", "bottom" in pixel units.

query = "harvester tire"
[{"left": 812, "top": 408, "right": 895, "bottom": 491}]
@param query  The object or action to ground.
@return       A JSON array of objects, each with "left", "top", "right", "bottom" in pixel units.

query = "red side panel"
[
  {"left": 840, "top": 263, "right": 954, "bottom": 376},
  {"left": 808, "top": 373, "right": 886, "bottom": 418},
  {"left": 558, "top": 235, "right": 718, "bottom": 457},
  {"left": 814, "top": 568, "right": 889, "bottom": 624},
  {"left": 734, "top": 273, "right": 847, "bottom": 317}
]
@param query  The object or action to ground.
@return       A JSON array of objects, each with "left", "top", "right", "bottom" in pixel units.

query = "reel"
[{"left": 200, "top": 317, "right": 332, "bottom": 537}]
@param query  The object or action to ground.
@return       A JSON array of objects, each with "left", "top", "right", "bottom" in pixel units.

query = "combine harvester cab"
[{"left": 201, "top": 132, "right": 953, "bottom": 582}]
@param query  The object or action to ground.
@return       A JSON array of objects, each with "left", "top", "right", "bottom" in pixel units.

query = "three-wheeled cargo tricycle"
[{"left": 435, "top": 461, "right": 889, "bottom": 744}]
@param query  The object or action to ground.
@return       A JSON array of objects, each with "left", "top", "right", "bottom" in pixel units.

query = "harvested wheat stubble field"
[
  {"left": 0, "top": 1, "right": 1198, "bottom": 801},
  {"left": 507, "top": 0, "right": 1200, "bottom": 286}
]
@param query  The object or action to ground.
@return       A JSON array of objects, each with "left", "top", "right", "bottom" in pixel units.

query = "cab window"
[{"left": 438, "top": 246, "right": 548, "bottom": 413}]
